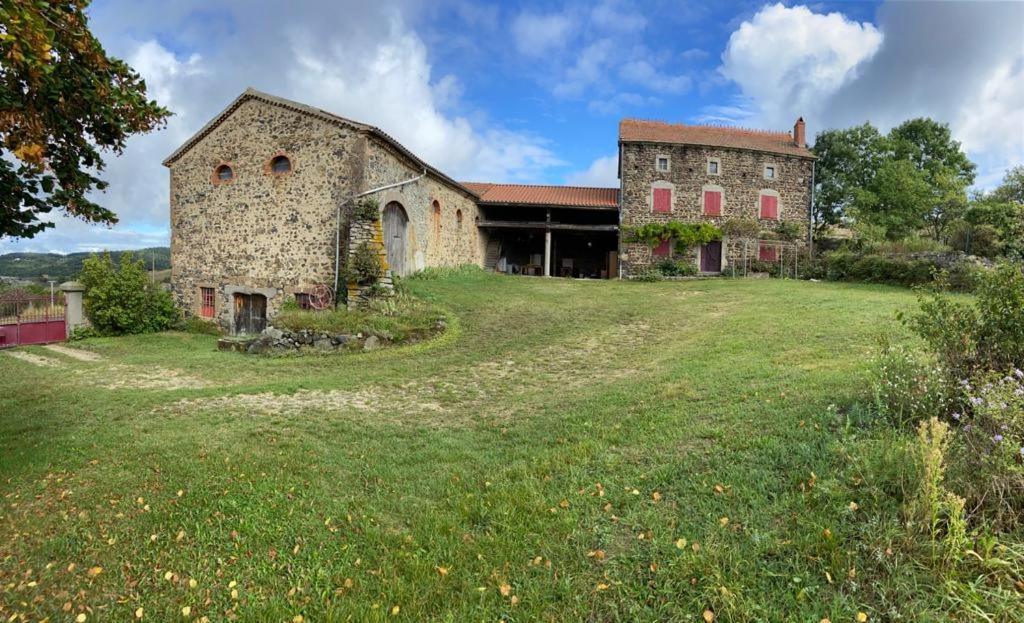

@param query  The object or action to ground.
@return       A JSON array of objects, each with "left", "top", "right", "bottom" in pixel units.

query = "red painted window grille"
[
  {"left": 759, "top": 243, "right": 778, "bottom": 262},
  {"left": 653, "top": 239, "right": 671, "bottom": 257},
  {"left": 703, "top": 190, "right": 721, "bottom": 216},
  {"left": 760, "top": 194, "right": 779, "bottom": 219},
  {"left": 200, "top": 287, "right": 215, "bottom": 318},
  {"left": 653, "top": 188, "right": 672, "bottom": 213}
]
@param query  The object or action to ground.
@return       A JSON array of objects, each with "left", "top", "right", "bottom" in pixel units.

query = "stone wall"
[
  {"left": 169, "top": 98, "right": 364, "bottom": 329},
  {"left": 619, "top": 142, "right": 814, "bottom": 276}
]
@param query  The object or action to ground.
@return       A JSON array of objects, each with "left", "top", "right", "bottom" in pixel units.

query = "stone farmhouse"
[{"left": 165, "top": 88, "right": 814, "bottom": 333}]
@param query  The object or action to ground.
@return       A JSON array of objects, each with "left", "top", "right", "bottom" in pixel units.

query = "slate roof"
[
  {"left": 462, "top": 183, "right": 619, "bottom": 208},
  {"left": 619, "top": 119, "right": 815, "bottom": 158},
  {"left": 162, "top": 88, "right": 476, "bottom": 197}
]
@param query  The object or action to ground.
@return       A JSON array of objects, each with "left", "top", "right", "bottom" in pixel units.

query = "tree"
[
  {"left": 990, "top": 165, "right": 1024, "bottom": 204},
  {"left": 0, "top": 1, "right": 171, "bottom": 239},
  {"left": 852, "top": 159, "right": 933, "bottom": 240},
  {"left": 811, "top": 123, "right": 887, "bottom": 236},
  {"left": 79, "top": 252, "right": 178, "bottom": 335}
]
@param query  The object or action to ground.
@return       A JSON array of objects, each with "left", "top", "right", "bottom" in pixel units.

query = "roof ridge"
[
  {"left": 621, "top": 118, "right": 791, "bottom": 138},
  {"left": 461, "top": 181, "right": 618, "bottom": 191}
]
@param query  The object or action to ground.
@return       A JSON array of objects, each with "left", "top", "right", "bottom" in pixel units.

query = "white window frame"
[
  {"left": 758, "top": 189, "right": 781, "bottom": 220},
  {"left": 707, "top": 157, "right": 721, "bottom": 176},
  {"left": 701, "top": 183, "right": 725, "bottom": 216},
  {"left": 763, "top": 164, "right": 778, "bottom": 180},
  {"left": 655, "top": 154, "right": 671, "bottom": 173}
]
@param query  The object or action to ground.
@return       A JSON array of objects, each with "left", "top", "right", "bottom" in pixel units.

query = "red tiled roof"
[
  {"left": 462, "top": 183, "right": 619, "bottom": 208},
  {"left": 619, "top": 119, "right": 814, "bottom": 158}
]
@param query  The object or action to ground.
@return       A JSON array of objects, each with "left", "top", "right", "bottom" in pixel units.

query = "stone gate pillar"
[{"left": 60, "top": 281, "right": 88, "bottom": 337}]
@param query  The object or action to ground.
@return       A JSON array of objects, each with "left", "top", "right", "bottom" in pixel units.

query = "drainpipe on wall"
[
  {"left": 334, "top": 169, "right": 427, "bottom": 307},
  {"left": 808, "top": 160, "right": 816, "bottom": 257}
]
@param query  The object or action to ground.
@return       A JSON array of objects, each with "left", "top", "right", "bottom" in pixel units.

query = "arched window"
[
  {"left": 214, "top": 164, "right": 233, "bottom": 183},
  {"left": 456, "top": 209, "right": 463, "bottom": 228},
  {"left": 270, "top": 155, "right": 291, "bottom": 175},
  {"left": 431, "top": 200, "right": 442, "bottom": 240}
]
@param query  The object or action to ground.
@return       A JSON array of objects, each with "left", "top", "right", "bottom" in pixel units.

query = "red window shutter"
[
  {"left": 653, "top": 188, "right": 671, "bottom": 213},
  {"left": 653, "top": 239, "right": 671, "bottom": 257},
  {"left": 760, "top": 195, "right": 778, "bottom": 219},
  {"left": 703, "top": 190, "right": 721, "bottom": 216},
  {"left": 759, "top": 243, "right": 777, "bottom": 262}
]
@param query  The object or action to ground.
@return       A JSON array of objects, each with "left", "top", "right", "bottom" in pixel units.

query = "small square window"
[
  {"left": 707, "top": 159, "right": 720, "bottom": 175},
  {"left": 656, "top": 156, "right": 670, "bottom": 172},
  {"left": 764, "top": 165, "right": 776, "bottom": 179}
]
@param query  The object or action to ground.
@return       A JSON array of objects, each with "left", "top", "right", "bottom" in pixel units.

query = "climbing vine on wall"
[
  {"left": 624, "top": 221, "right": 722, "bottom": 253},
  {"left": 351, "top": 198, "right": 380, "bottom": 222}
]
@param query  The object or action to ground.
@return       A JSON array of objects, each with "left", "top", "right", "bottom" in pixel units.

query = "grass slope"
[
  {"left": 0, "top": 274, "right": 1007, "bottom": 621},
  {"left": 0, "top": 247, "right": 170, "bottom": 283}
]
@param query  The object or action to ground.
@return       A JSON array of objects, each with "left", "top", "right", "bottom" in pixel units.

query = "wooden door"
[
  {"left": 700, "top": 241, "right": 722, "bottom": 273},
  {"left": 383, "top": 202, "right": 409, "bottom": 277},
  {"left": 233, "top": 294, "right": 267, "bottom": 335}
]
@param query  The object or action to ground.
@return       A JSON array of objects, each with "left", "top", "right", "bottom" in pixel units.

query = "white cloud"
[
  {"left": 511, "top": 11, "right": 575, "bottom": 58},
  {"left": 720, "top": 3, "right": 882, "bottom": 128},
  {"left": 553, "top": 39, "right": 616, "bottom": 98},
  {"left": 718, "top": 2, "right": 1024, "bottom": 189},
  {"left": 590, "top": 0, "right": 646, "bottom": 34},
  {"left": 619, "top": 60, "right": 691, "bottom": 94},
  {"left": 2, "top": 1, "right": 564, "bottom": 253},
  {"left": 587, "top": 92, "right": 660, "bottom": 115},
  {"left": 565, "top": 154, "right": 619, "bottom": 187}
]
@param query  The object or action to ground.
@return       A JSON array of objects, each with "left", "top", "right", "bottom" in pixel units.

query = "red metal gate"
[{"left": 0, "top": 290, "right": 66, "bottom": 348}]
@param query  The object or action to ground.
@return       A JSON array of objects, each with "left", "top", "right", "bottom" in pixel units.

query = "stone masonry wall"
[
  {"left": 619, "top": 141, "right": 813, "bottom": 276},
  {"left": 361, "top": 137, "right": 484, "bottom": 275},
  {"left": 169, "top": 98, "right": 364, "bottom": 329}
]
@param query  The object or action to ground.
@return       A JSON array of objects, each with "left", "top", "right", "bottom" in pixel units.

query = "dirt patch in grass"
[
  {"left": 90, "top": 364, "right": 210, "bottom": 390},
  {"left": 43, "top": 344, "right": 102, "bottom": 362},
  {"left": 3, "top": 350, "right": 61, "bottom": 367}
]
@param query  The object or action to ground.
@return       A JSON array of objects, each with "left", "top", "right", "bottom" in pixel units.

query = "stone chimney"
[{"left": 793, "top": 117, "right": 806, "bottom": 148}]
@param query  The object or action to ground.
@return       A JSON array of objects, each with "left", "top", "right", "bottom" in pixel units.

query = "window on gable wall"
[
  {"left": 703, "top": 190, "right": 722, "bottom": 216},
  {"left": 200, "top": 287, "right": 215, "bottom": 318},
  {"left": 656, "top": 156, "right": 670, "bottom": 172},
  {"left": 707, "top": 159, "right": 720, "bottom": 175},
  {"left": 760, "top": 194, "right": 779, "bottom": 219},
  {"left": 652, "top": 187, "right": 672, "bottom": 213},
  {"left": 764, "top": 165, "right": 776, "bottom": 180}
]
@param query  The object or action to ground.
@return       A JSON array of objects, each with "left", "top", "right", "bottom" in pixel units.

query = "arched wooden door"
[{"left": 383, "top": 202, "right": 409, "bottom": 277}]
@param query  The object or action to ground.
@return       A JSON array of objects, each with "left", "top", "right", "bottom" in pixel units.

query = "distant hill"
[{"left": 0, "top": 247, "right": 170, "bottom": 283}]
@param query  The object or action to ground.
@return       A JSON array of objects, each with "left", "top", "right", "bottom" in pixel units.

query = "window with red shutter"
[
  {"left": 759, "top": 243, "right": 777, "bottom": 262},
  {"left": 703, "top": 190, "right": 721, "bottom": 216},
  {"left": 653, "top": 188, "right": 671, "bottom": 213},
  {"left": 760, "top": 194, "right": 778, "bottom": 219},
  {"left": 653, "top": 239, "right": 671, "bottom": 257},
  {"left": 200, "top": 287, "right": 215, "bottom": 318}
]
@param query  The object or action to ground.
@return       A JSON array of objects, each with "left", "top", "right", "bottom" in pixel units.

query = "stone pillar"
[
  {"left": 60, "top": 281, "right": 88, "bottom": 337},
  {"left": 544, "top": 229, "right": 552, "bottom": 277}
]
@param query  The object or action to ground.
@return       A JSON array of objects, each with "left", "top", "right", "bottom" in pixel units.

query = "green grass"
[{"left": 0, "top": 274, "right": 1017, "bottom": 621}]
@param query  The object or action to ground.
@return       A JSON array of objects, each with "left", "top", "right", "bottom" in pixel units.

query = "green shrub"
[
  {"left": 79, "top": 252, "right": 179, "bottom": 336},
  {"left": 820, "top": 251, "right": 936, "bottom": 286},
  {"left": 181, "top": 316, "right": 222, "bottom": 335},
  {"left": 773, "top": 220, "right": 803, "bottom": 242},
  {"left": 624, "top": 221, "right": 721, "bottom": 254},
  {"left": 655, "top": 258, "right": 697, "bottom": 277},
  {"left": 273, "top": 292, "right": 443, "bottom": 342},
  {"left": 720, "top": 218, "right": 761, "bottom": 239},
  {"left": 351, "top": 198, "right": 380, "bottom": 222},
  {"left": 633, "top": 268, "right": 663, "bottom": 282},
  {"left": 408, "top": 265, "right": 486, "bottom": 280},
  {"left": 344, "top": 241, "right": 384, "bottom": 285},
  {"left": 949, "top": 370, "right": 1024, "bottom": 529},
  {"left": 872, "top": 333, "right": 953, "bottom": 427},
  {"left": 67, "top": 326, "right": 100, "bottom": 341},
  {"left": 910, "top": 262, "right": 1024, "bottom": 383}
]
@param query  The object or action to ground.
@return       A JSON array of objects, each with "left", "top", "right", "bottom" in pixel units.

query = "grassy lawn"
[{"left": 0, "top": 273, "right": 1001, "bottom": 621}]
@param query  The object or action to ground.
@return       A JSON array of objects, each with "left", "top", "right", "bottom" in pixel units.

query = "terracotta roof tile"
[
  {"left": 619, "top": 119, "right": 814, "bottom": 158},
  {"left": 461, "top": 183, "right": 619, "bottom": 208}
]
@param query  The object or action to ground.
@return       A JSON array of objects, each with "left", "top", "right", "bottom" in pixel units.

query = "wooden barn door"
[
  {"left": 700, "top": 241, "right": 722, "bottom": 273},
  {"left": 383, "top": 202, "right": 409, "bottom": 277},
  {"left": 233, "top": 293, "right": 267, "bottom": 335}
]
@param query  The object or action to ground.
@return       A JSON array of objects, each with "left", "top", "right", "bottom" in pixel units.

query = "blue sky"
[{"left": 2, "top": 0, "right": 1021, "bottom": 254}]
